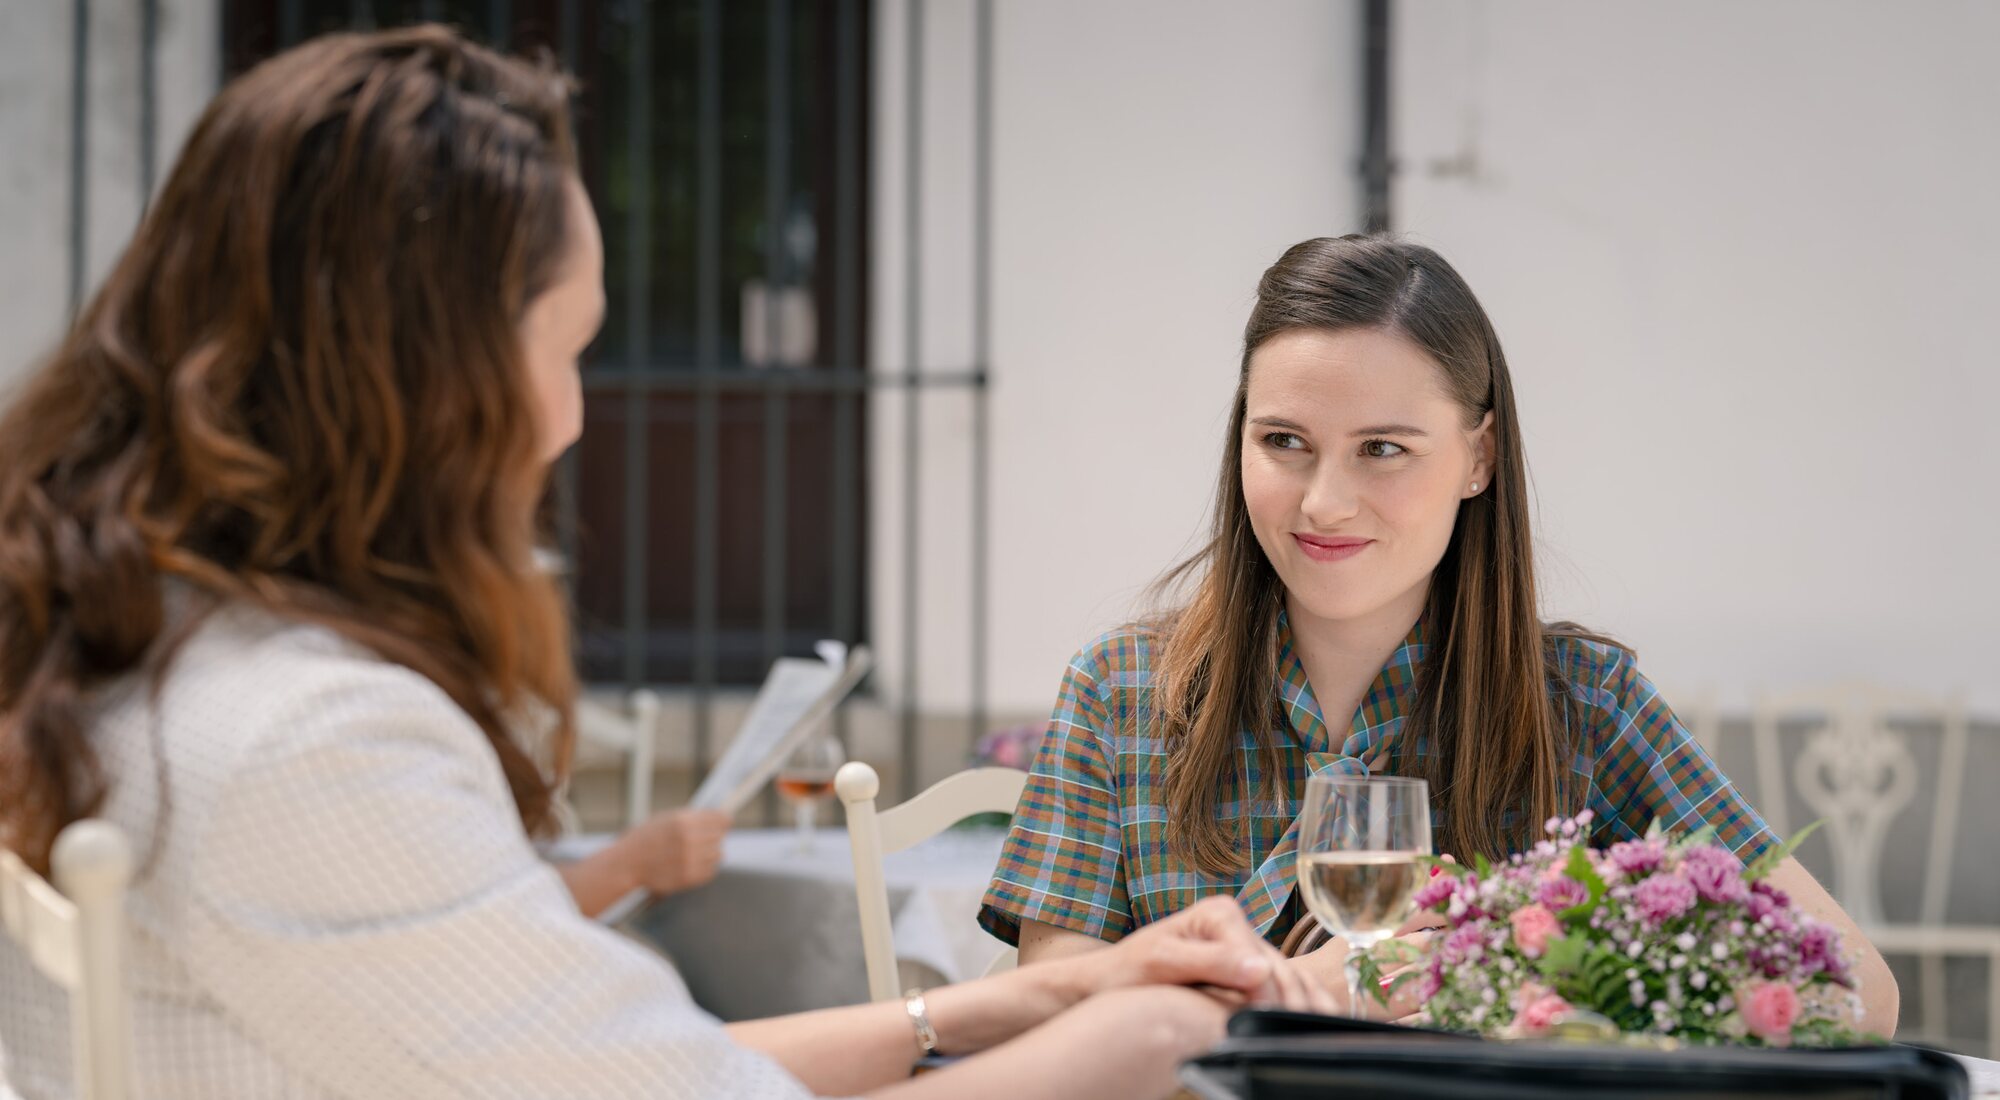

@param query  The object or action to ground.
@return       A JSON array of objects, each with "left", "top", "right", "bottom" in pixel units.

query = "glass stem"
[{"left": 795, "top": 798, "right": 815, "bottom": 851}]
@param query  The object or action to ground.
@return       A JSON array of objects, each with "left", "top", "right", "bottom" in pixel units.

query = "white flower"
[
  {"left": 1626, "top": 968, "right": 1639, "bottom": 980},
  {"left": 1670, "top": 954, "right": 1687, "bottom": 970},
  {"left": 1690, "top": 971, "right": 1708, "bottom": 991},
  {"left": 1675, "top": 933, "right": 1697, "bottom": 952},
  {"left": 1712, "top": 942, "right": 1729, "bottom": 960},
  {"left": 1627, "top": 939, "right": 1645, "bottom": 958}
]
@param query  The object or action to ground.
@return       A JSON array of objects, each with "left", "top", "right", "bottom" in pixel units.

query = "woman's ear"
[{"left": 1467, "top": 410, "right": 1496, "bottom": 496}]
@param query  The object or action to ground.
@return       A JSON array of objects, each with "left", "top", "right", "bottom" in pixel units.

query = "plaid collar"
[{"left": 1240, "top": 610, "right": 1428, "bottom": 934}]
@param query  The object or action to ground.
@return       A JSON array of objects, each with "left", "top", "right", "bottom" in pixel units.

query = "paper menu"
[{"left": 687, "top": 642, "right": 873, "bottom": 815}]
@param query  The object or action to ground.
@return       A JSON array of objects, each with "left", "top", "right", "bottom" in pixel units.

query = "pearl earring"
[{"left": 1470, "top": 482, "right": 1480, "bottom": 493}]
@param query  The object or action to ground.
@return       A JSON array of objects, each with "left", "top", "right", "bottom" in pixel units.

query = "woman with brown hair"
[
  {"left": 979, "top": 235, "right": 1898, "bottom": 1033},
  {"left": 0, "top": 26, "right": 1328, "bottom": 1099}
]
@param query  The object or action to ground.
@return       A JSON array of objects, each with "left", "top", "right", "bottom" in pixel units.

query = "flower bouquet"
[{"left": 1360, "top": 812, "right": 1866, "bottom": 1047}]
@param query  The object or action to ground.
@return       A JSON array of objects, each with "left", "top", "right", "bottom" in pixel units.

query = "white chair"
[
  {"left": 835, "top": 761, "right": 1025, "bottom": 1003},
  {"left": 1750, "top": 684, "right": 1999, "bottom": 1056},
  {"left": 575, "top": 688, "right": 662, "bottom": 831},
  {"left": 0, "top": 820, "right": 135, "bottom": 1100}
]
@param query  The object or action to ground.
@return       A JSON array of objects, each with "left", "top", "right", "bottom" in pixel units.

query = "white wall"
[
  {"left": 1394, "top": 0, "right": 2000, "bottom": 710},
  {"left": 870, "top": 0, "right": 1363, "bottom": 716},
  {"left": 0, "top": 0, "right": 217, "bottom": 391}
]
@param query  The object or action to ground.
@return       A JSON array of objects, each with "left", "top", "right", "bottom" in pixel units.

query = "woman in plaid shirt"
[{"left": 980, "top": 236, "right": 1898, "bottom": 1035}]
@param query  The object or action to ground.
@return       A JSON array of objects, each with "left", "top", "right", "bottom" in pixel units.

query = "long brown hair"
[
  {"left": 0, "top": 27, "right": 580, "bottom": 873},
  {"left": 1156, "top": 235, "right": 1610, "bottom": 872}
]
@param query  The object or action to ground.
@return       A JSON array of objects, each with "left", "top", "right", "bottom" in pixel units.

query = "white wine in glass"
[{"left": 1295, "top": 774, "right": 1431, "bottom": 1017}]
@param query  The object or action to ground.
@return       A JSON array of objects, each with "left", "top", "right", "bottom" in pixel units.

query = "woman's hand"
[
  {"left": 556, "top": 807, "right": 731, "bottom": 919},
  {"left": 1071, "top": 896, "right": 1339, "bottom": 1013},
  {"left": 614, "top": 808, "right": 730, "bottom": 895},
  {"left": 1286, "top": 913, "right": 1444, "bottom": 1020}
]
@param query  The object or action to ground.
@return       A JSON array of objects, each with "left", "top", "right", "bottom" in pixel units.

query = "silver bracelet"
[{"left": 903, "top": 988, "right": 940, "bottom": 1060}]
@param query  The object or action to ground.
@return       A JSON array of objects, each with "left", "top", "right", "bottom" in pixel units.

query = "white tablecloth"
[{"left": 619, "top": 827, "right": 1008, "bottom": 1021}]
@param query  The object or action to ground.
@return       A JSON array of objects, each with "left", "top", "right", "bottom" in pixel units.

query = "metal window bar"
[
  {"left": 140, "top": 0, "right": 158, "bottom": 210},
  {"left": 621, "top": 0, "right": 653, "bottom": 698},
  {"left": 759, "top": 0, "right": 792, "bottom": 824},
  {"left": 828, "top": 0, "right": 861, "bottom": 760},
  {"left": 970, "top": 0, "right": 993, "bottom": 761},
  {"left": 898, "top": 0, "right": 923, "bottom": 802},
  {"left": 692, "top": 0, "right": 723, "bottom": 779},
  {"left": 1360, "top": 0, "right": 1393, "bottom": 234},
  {"left": 68, "top": 0, "right": 89, "bottom": 322},
  {"left": 553, "top": 1, "right": 581, "bottom": 579}
]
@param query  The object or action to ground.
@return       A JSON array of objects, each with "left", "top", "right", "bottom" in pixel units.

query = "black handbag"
[{"left": 1179, "top": 1010, "right": 1971, "bottom": 1100}]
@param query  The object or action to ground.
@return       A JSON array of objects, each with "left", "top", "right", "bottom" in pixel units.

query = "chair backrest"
[
  {"left": 835, "top": 761, "right": 1026, "bottom": 1003},
  {"left": 574, "top": 689, "right": 661, "bottom": 831},
  {"left": 1748, "top": 683, "right": 1970, "bottom": 930},
  {"left": 0, "top": 820, "right": 135, "bottom": 1100}
]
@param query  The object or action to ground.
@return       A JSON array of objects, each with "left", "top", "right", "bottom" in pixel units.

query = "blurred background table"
[{"left": 619, "top": 826, "right": 1009, "bottom": 1021}]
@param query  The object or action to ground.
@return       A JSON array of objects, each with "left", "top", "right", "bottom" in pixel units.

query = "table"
[
  {"left": 620, "top": 827, "right": 1009, "bottom": 1022},
  {"left": 1958, "top": 1051, "right": 2000, "bottom": 1097}
]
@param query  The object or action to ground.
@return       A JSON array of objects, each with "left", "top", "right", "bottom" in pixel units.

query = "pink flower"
[
  {"left": 1509, "top": 904, "right": 1562, "bottom": 958},
  {"left": 1633, "top": 872, "right": 1697, "bottom": 924},
  {"left": 974, "top": 724, "right": 1043, "bottom": 769},
  {"left": 1746, "top": 882, "right": 1797, "bottom": 937},
  {"left": 1412, "top": 875, "right": 1456, "bottom": 911},
  {"left": 1517, "top": 993, "right": 1574, "bottom": 1036},
  {"left": 1739, "top": 980, "right": 1801, "bottom": 1045},
  {"left": 1536, "top": 876, "right": 1589, "bottom": 911},
  {"left": 1439, "top": 924, "right": 1487, "bottom": 966},
  {"left": 1796, "top": 921, "right": 1848, "bottom": 981},
  {"left": 1746, "top": 880, "right": 1795, "bottom": 931},
  {"left": 1682, "top": 846, "right": 1748, "bottom": 904},
  {"left": 1609, "top": 838, "right": 1666, "bottom": 876}
]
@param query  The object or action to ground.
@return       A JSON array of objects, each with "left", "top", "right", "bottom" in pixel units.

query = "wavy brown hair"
[
  {"left": 1155, "top": 236, "right": 1614, "bottom": 872},
  {"left": 0, "top": 26, "right": 580, "bottom": 873}
]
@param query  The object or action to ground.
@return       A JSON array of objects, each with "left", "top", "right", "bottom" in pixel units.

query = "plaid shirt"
[{"left": 978, "top": 613, "right": 1777, "bottom": 947}]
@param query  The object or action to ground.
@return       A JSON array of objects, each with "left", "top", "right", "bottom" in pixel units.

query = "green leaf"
[
  {"left": 1556, "top": 845, "right": 1609, "bottom": 925},
  {"left": 1535, "top": 934, "right": 1588, "bottom": 981},
  {"left": 1743, "top": 820, "right": 1824, "bottom": 881},
  {"left": 1351, "top": 949, "right": 1390, "bottom": 1007},
  {"left": 1671, "top": 822, "right": 1720, "bottom": 852},
  {"left": 1473, "top": 852, "right": 1494, "bottom": 879},
  {"left": 1571, "top": 946, "right": 1652, "bottom": 1031},
  {"left": 1369, "top": 937, "right": 1428, "bottom": 967}
]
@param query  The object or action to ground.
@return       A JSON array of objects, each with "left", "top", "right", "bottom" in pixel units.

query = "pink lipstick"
[{"left": 1292, "top": 533, "right": 1372, "bottom": 562}]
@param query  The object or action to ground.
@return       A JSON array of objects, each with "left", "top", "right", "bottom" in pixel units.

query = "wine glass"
[
  {"left": 775, "top": 727, "right": 845, "bottom": 853},
  {"left": 1295, "top": 774, "right": 1432, "bottom": 1017}
]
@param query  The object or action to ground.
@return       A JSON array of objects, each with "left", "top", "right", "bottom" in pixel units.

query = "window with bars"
[{"left": 223, "top": 0, "right": 877, "bottom": 693}]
